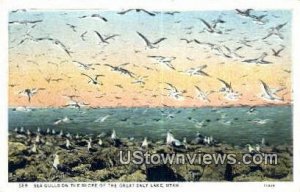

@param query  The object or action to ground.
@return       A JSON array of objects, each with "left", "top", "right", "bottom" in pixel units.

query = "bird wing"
[
  {"left": 136, "top": 32, "right": 151, "bottom": 45},
  {"left": 140, "top": 9, "right": 156, "bottom": 16},
  {"left": 276, "top": 22, "right": 287, "bottom": 30},
  {"left": 81, "top": 73, "right": 93, "bottom": 81},
  {"left": 200, "top": 19, "right": 212, "bottom": 30},
  {"left": 117, "top": 9, "right": 133, "bottom": 15},
  {"left": 94, "top": 31, "right": 106, "bottom": 42},
  {"left": 259, "top": 80, "right": 272, "bottom": 96},
  {"left": 153, "top": 37, "right": 167, "bottom": 45},
  {"left": 217, "top": 78, "right": 232, "bottom": 89}
]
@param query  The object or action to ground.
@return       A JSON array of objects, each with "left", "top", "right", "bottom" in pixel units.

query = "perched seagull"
[
  {"left": 259, "top": 80, "right": 284, "bottom": 102},
  {"left": 136, "top": 32, "right": 167, "bottom": 49},
  {"left": 98, "top": 138, "right": 103, "bottom": 146},
  {"left": 242, "top": 52, "right": 272, "bottom": 64},
  {"left": 104, "top": 63, "right": 135, "bottom": 78},
  {"left": 245, "top": 144, "right": 255, "bottom": 153},
  {"left": 79, "top": 14, "right": 108, "bottom": 22},
  {"left": 235, "top": 9, "right": 254, "bottom": 18},
  {"left": 217, "top": 78, "right": 241, "bottom": 100},
  {"left": 165, "top": 83, "right": 186, "bottom": 100},
  {"left": 271, "top": 45, "right": 285, "bottom": 57},
  {"left": 182, "top": 65, "right": 210, "bottom": 76},
  {"left": 94, "top": 31, "right": 119, "bottom": 44},
  {"left": 166, "top": 131, "right": 183, "bottom": 147},
  {"left": 81, "top": 73, "right": 104, "bottom": 85},
  {"left": 111, "top": 129, "right": 122, "bottom": 147},
  {"left": 18, "top": 88, "right": 45, "bottom": 102},
  {"left": 52, "top": 154, "right": 60, "bottom": 170},
  {"left": 195, "top": 86, "right": 214, "bottom": 102},
  {"left": 141, "top": 137, "right": 149, "bottom": 148},
  {"left": 148, "top": 56, "right": 176, "bottom": 70},
  {"left": 117, "top": 9, "right": 156, "bottom": 16},
  {"left": 262, "top": 22, "right": 287, "bottom": 40}
]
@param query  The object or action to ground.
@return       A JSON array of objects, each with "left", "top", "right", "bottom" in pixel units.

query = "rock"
[{"left": 118, "top": 170, "right": 147, "bottom": 181}]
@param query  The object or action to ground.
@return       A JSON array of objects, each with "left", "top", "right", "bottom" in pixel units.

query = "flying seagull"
[
  {"left": 117, "top": 9, "right": 156, "bottom": 16},
  {"left": 18, "top": 88, "right": 45, "bottom": 102},
  {"left": 79, "top": 14, "right": 108, "bottom": 22},
  {"left": 259, "top": 80, "right": 285, "bottom": 102},
  {"left": 32, "top": 37, "right": 72, "bottom": 56},
  {"left": 271, "top": 45, "right": 285, "bottom": 57},
  {"left": 242, "top": 52, "right": 272, "bottom": 64},
  {"left": 104, "top": 63, "right": 135, "bottom": 78},
  {"left": 94, "top": 31, "right": 119, "bottom": 44},
  {"left": 136, "top": 32, "right": 167, "bottom": 49},
  {"left": 194, "top": 86, "right": 214, "bottom": 102},
  {"left": 262, "top": 22, "right": 287, "bottom": 40},
  {"left": 81, "top": 73, "right": 104, "bottom": 85}
]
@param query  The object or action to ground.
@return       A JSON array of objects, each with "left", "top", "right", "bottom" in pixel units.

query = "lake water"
[{"left": 8, "top": 105, "right": 292, "bottom": 146}]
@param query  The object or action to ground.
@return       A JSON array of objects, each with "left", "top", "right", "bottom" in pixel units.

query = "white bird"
[
  {"left": 53, "top": 116, "right": 71, "bottom": 125},
  {"left": 66, "top": 139, "right": 71, "bottom": 149},
  {"left": 195, "top": 86, "right": 214, "bottom": 102},
  {"left": 98, "top": 139, "right": 103, "bottom": 146},
  {"left": 111, "top": 129, "right": 117, "bottom": 140},
  {"left": 165, "top": 83, "right": 186, "bottom": 100},
  {"left": 31, "top": 143, "right": 37, "bottom": 153},
  {"left": 262, "top": 22, "right": 287, "bottom": 40},
  {"left": 148, "top": 56, "right": 176, "bottom": 70},
  {"left": 166, "top": 131, "right": 182, "bottom": 147},
  {"left": 18, "top": 88, "right": 45, "bottom": 103},
  {"left": 243, "top": 52, "right": 272, "bottom": 64},
  {"left": 35, "top": 134, "right": 40, "bottom": 143},
  {"left": 53, "top": 154, "right": 60, "bottom": 170},
  {"left": 136, "top": 32, "right": 167, "bottom": 49},
  {"left": 141, "top": 137, "right": 148, "bottom": 148},
  {"left": 246, "top": 144, "right": 255, "bottom": 153},
  {"left": 217, "top": 78, "right": 241, "bottom": 100},
  {"left": 259, "top": 80, "right": 285, "bottom": 102},
  {"left": 255, "top": 144, "right": 261, "bottom": 152},
  {"left": 182, "top": 65, "right": 210, "bottom": 76},
  {"left": 94, "top": 115, "right": 110, "bottom": 123}
]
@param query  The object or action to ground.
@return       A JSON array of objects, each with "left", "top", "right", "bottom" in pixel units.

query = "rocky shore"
[{"left": 8, "top": 131, "right": 293, "bottom": 182}]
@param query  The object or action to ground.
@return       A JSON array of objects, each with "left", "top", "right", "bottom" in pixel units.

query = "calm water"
[{"left": 8, "top": 106, "right": 292, "bottom": 146}]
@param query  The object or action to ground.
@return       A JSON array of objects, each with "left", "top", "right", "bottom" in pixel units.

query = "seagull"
[
  {"left": 94, "top": 115, "right": 110, "bottom": 123},
  {"left": 94, "top": 31, "right": 119, "bottom": 44},
  {"left": 222, "top": 46, "right": 244, "bottom": 59},
  {"left": 9, "top": 19, "right": 43, "bottom": 25},
  {"left": 245, "top": 144, "right": 255, "bottom": 153},
  {"left": 18, "top": 88, "right": 45, "bottom": 102},
  {"left": 32, "top": 37, "right": 72, "bottom": 56},
  {"left": 251, "top": 14, "right": 268, "bottom": 25},
  {"left": 141, "top": 137, "right": 148, "bottom": 148},
  {"left": 272, "top": 45, "right": 285, "bottom": 57},
  {"left": 195, "top": 86, "right": 214, "bottom": 102},
  {"left": 164, "top": 11, "right": 180, "bottom": 15},
  {"left": 136, "top": 32, "right": 167, "bottom": 49},
  {"left": 104, "top": 63, "right": 135, "bottom": 78},
  {"left": 111, "top": 129, "right": 122, "bottom": 147},
  {"left": 72, "top": 60, "right": 98, "bottom": 70},
  {"left": 217, "top": 78, "right": 241, "bottom": 100},
  {"left": 247, "top": 106, "right": 256, "bottom": 114},
  {"left": 165, "top": 83, "right": 186, "bottom": 100},
  {"left": 182, "top": 65, "right": 210, "bottom": 76},
  {"left": 262, "top": 22, "right": 287, "bottom": 40},
  {"left": 80, "top": 31, "right": 88, "bottom": 41},
  {"left": 180, "top": 38, "right": 195, "bottom": 44},
  {"left": 132, "top": 75, "right": 148, "bottom": 85},
  {"left": 79, "top": 14, "right": 108, "bottom": 22},
  {"left": 259, "top": 80, "right": 284, "bottom": 102},
  {"left": 53, "top": 116, "right": 71, "bottom": 125},
  {"left": 81, "top": 73, "right": 104, "bottom": 85},
  {"left": 117, "top": 9, "right": 156, "bottom": 16},
  {"left": 166, "top": 131, "right": 184, "bottom": 148},
  {"left": 242, "top": 52, "right": 272, "bottom": 64},
  {"left": 235, "top": 9, "right": 254, "bottom": 18},
  {"left": 66, "top": 23, "right": 77, "bottom": 32},
  {"left": 199, "top": 17, "right": 225, "bottom": 34},
  {"left": 147, "top": 56, "right": 176, "bottom": 70}
]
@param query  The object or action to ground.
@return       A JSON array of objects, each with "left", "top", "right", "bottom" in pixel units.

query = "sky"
[{"left": 8, "top": 9, "right": 292, "bottom": 108}]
